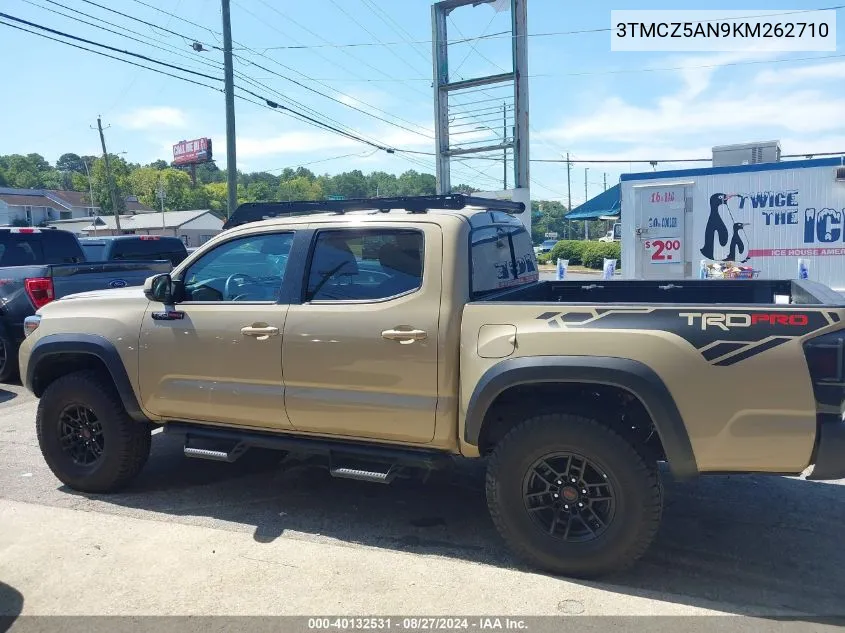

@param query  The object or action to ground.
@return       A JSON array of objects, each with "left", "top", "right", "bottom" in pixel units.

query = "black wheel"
[
  {"left": 486, "top": 413, "right": 662, "bottom": 578},
  {"left": 0, "top": 335, "right": 19, "bottom": 383},
  {"left": 36, "top": 370, "right": 151, "bottom": 493}
]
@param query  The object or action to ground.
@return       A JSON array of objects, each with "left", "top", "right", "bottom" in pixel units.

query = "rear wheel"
[
  {"left": 0, "top": 335, "right": 19, "bottom": 383},
  {"left": 36, "top": 370, "right": 151, "bottom": 493},
  {"left": 486, "top": 412, "right": 662, "bottom": 578}
]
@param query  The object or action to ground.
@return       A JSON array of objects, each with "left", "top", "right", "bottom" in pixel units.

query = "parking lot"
[{"left": 1, "top": 380, "right": 845, "bottom": 620}]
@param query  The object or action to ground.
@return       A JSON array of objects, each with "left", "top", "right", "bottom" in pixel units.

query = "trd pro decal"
[{"left": 537, "top": 308, "right": 834, "bottom": 366}]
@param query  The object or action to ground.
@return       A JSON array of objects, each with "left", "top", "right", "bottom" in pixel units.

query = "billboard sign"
[{"left": 172, "top": 138, "right": 212, "bottom": 166}]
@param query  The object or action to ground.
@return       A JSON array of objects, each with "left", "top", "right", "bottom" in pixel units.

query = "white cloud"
[
  {"left": 118, "top": 106, "right": 188, "bottom": 130},
  {"left": 540, "top": 51, "right": 845, "bottom": 152},
  {"left": 755, "top": 60, "right": 845, "bottom": 85}
]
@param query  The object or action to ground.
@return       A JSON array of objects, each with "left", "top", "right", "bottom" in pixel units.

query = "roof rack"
[{"left": 222, "top": 194, "right": 525, "bottom": 230}]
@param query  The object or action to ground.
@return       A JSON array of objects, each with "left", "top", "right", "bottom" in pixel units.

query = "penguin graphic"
[
  {"left": 700, "top": 193, "right": 733, "bottom": 259},
  {"left": 726, "top": 222, "right": 750, "bottom": 262}
]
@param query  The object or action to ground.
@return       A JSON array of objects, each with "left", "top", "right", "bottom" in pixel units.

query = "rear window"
[
  {"left": 469, "top": 217, "right": 539, "bottom": 299},
  {"left": 109, "top": 238, "right": 188, "bottom": 266},
  {"left": 0, "top": 231, "right": 84, "bottom": 266},
  {"left": 80, "top": 242, "right": 106, "bottom": 261}
]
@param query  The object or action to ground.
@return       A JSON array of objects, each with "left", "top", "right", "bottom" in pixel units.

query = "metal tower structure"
[{"left": 431, "top": 0, "right": 529, "bottom": 209}]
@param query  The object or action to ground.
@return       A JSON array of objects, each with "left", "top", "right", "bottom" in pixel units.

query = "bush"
[
  {"left": 580, "top": 241, "right": 622, "bottom": 269},
  {"left": 536, "top": 252, "right": 551, "bottom": 265},
  {"left": 548, "top": 240, "right": 587, "bottom": 265}
]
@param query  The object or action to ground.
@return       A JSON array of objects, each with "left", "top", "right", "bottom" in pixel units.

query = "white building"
[
  {"left": 0, "top": 187, "right": 155, "bottom": 226},
  {"left": 70, "top": 209, "right": 225, "bottom": 247},
  {"left": 620, "top": 156, "right": 845, "bottom": 290}
]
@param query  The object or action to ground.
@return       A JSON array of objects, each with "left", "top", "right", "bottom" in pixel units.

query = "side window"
[
  {"left": 305, "top": 229, "right": 423, "bottom": 302},
  {"left": 470, "top": 221, "right": 538, "bottom": 299},
  {"left": 181, "top": 232, "right": 294, "bottom": 302}
]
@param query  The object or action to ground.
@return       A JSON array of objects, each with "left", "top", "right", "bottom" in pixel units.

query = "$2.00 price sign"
[{"left": 644, "top": 238, "right": 682, "bottom": 264}]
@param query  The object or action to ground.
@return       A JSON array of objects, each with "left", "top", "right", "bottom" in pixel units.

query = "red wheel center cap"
[{"left": 562, "top": 486, "right": 578, "bottom": 502}]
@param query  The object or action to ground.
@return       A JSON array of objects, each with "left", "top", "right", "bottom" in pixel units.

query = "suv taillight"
[{"left": 24, "top": 277, "right": 55, "bottom": 309}]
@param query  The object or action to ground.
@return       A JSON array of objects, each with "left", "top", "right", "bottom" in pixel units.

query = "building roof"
[
  {"left": 45, "top": 190, "right": 92, "bottom": 208},
  {"left": 80, "top": 209, "right": 220, "bottom": 232},
  {"left": 565, "top": 184, "right": 621, "bottom": 220},
  {"left": 620, "top": 156, "right": 844, "bottom": 182},
  {"left": 0, "top": 187, "right": 155, "bottom": 213},
  {"left": 0, "top": 193, "right": 60, "bottom": 207},
  {"left": 45, "top": 217, "right": 103, "bottom": 234}
]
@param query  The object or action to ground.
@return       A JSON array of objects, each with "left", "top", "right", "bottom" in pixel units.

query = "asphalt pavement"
[{"left": 2, "top": 381, "right": 845, "bottom": 623}]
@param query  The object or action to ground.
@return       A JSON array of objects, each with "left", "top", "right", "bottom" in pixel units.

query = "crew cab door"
[
  {"left": 138, "top": 230, "right": 296, "bottom": 430},
  {"left": 282, "top": 224, "right": 441, "bottom": 443}
]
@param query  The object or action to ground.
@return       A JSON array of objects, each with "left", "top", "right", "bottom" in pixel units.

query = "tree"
[
  {"left": 91, "top": 154, "right": 131, "bottom": 215},
  {"left": 148, "top": 159, "right": 168, "bottom": 170},
  {"left": 56, "top": 153, "right": 84, "bottom": 174},
  {"left": 278, "top": 176, "right": 322, "bottom": 201}
]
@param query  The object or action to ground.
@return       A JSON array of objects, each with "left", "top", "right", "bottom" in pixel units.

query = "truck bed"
[{"left": 484, "top": 279, "right": 845, "bottom": 306}]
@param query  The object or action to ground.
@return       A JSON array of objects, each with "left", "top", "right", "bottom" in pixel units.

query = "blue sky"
[{"left": 1, "top": 0, "right": 843, "bottom": 205}]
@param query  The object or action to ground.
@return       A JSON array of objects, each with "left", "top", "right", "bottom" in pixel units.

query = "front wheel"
[
  {"left": 486, "top": 413, "right": 662, "bottom": 578},
  {"left": 36, "top": 370, "right": 151, "bottom": 493}
]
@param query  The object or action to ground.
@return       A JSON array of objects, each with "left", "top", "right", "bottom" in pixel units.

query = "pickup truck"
[
  {"left": 78, "top": 235, "right": 188, "bottom": 267},
  {"left": 0, "top": 227, "right": 171, "bottom": 381},
  {"left": 18, "top": 195, "right": 845, "bottom": 578}
]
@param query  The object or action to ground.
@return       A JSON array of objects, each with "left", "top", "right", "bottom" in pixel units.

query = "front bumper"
[{"left": 807, "top": 415, "right": 845, "bottom": 480}]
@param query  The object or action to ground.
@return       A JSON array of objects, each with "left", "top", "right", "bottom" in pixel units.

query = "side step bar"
[
  {"left": 184, "top": 442, "right": 248, "bottom": 463},
  {"left": 166, "top": 422, "right": 452, "bottom": 472},
  {"left": 330, "top": 465, "right": 395, "bottom": 484}
]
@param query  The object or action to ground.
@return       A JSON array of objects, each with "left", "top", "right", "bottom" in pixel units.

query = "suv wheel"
[
  {"left": 36, "top": 370, "right": 151, "bottom": 493},
  {"left": 486, "top": 412, "right": 662, "bottom": 578}
]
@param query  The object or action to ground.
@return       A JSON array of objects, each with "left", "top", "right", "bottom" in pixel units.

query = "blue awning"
[{"left": 565, "top": 184, "right": 620, "bottom": 220}]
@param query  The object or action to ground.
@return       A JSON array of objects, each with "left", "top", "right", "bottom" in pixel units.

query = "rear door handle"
[
  {"left": 381, "top": 328, "right": 427, "bottom": 344},
  {"left": 241, "top": 325, "right": 279, "bottom": 340}
]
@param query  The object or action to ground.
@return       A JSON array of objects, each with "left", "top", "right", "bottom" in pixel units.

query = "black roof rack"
[{"left": 222, "top": 194, "right": 525, "bottom": 230}]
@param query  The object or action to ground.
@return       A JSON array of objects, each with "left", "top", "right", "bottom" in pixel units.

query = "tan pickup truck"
[{"left": 18, "top": 195, "right": 845, "bottom": 578}]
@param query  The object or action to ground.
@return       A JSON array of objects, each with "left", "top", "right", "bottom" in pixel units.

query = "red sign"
[
  {"left": 172, "top": 138, "right": 212, "bottom": 166},
  {"left": 645, "top": 238, "right": 683, "bottom": 263}
]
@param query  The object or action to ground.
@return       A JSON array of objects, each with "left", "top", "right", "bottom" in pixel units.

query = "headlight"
[{"left": 23, "top": 315, "right": 41, "bottom": 337}]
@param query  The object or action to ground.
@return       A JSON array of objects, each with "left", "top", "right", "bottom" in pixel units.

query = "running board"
[
  {"left": 183, "top": 441, "right": 248, "bottom": 463},
  {"left": 330, "top": 465, "right": 395, "bottom": 484},
  {"left": 165, "top": 422, "right": 452, "bottom": 471}
]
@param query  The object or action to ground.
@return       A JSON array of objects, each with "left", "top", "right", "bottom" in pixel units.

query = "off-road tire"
[
  {"left": 36, "top": 370, "right": 151, "bottom": 493},
  {"left": 486, "top": 412, "right": 662, "bottom": 578}
]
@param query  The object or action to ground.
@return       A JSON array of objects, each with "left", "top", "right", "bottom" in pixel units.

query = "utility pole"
[
  {"left": 96, "top": 116, "right": 122, "bottom": 233},
  {"left": 565, "top": 152, "right": 572, "bottom": 212},
  {"left": 221, "top": 0, "right": 237, "bottom": 218},
  {"left": 565, "top": 152, "right": 572, "bottom": 239},
  {"left": 584, "top": 167, "right": 589, "bottom": 240},
  {"left": 157, "top": 176, "right": 167, "bottom": 231},
  {"left": 503, "top": 101, "right": 508, "bottom": 190}
]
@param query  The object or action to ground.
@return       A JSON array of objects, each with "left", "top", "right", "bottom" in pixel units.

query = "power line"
[
  {"left": 234, "top": 0, "right": 434, "bottom": 134},
  {"left": 28, "top": 0, "right": 433, "bottom": 146},
  {"left": 0, "top": 17, "right": 221, "bottom": 91},
  {"left": 0, "top": 13, "right": 407, "bottom": 155},
  {"left": 76, "top": 0, "right": 211, "bottom": 47},
  {"left": 223, "top": 5, "right": 845, "bottom": 50},
  {"left": 326, "top": 0, "right": 429, "bottom": 79},
  {"left": 0, "top": 11, "right": 220, "bottom": 82}
]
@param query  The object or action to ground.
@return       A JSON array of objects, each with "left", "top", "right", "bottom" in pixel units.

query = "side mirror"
[{"left": 144, "top": 273, "right": 174, "bottom": 303}]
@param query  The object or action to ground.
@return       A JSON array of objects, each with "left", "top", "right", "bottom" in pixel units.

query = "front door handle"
[
  {"left": 241, "top": 325, "right": 279, "bottom": 341},
  {"left": 381, "top": 328, "right": 427, "bottom": 344}
]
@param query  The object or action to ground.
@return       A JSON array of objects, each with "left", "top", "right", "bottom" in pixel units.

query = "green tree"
[
  {"left": 91, "top": 154, "right": 131, "bottom": 215},
  {"left": 278, "top": 176, "right": 322, "bottom": 201},
  {"left": 56, "top": 153, "right": 84, "bottom": 174}
]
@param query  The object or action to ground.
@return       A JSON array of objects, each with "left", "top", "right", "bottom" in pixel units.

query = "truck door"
[
  {"left": 138, "top": 230, "right": 295, "bottom": 430},
  {"left": 282, "top": 224, "right": 440, "bottom": 444},
  {"left": 634, "top": 184, "right": 691, "bottom": 279}
]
